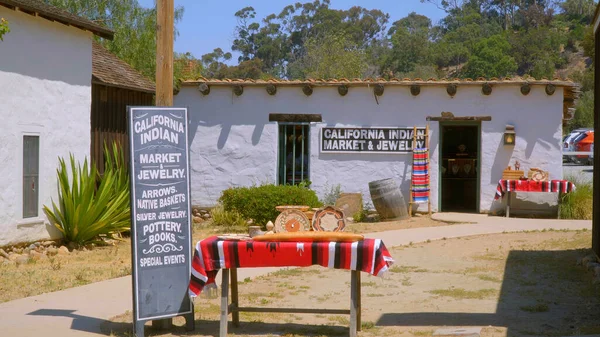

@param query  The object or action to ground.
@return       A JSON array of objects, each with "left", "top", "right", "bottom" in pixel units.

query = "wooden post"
[
  {"left": 151, "top": 1, "right": 175, "bottom": 331},
  {"left": 156, "top": 0, "right": 174, "bottom": 106},
  {"left": 593, "top": 30, "right": 600, "bottom": 258}
]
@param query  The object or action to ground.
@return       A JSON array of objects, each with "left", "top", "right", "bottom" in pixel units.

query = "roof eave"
[
  {"left": 0, "top": 1, "right": 114, "bottom": 40},
  {"left": 92, "top": 78, "right": 155, "bottom": 94}
]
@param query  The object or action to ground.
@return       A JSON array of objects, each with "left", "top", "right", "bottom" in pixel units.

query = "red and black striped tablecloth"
[
  {"left": 494, "top": 179, "right": 576, "bottom": 200},
  {"left": 189, "top": 236, "right": 395, "bottom": 297}
]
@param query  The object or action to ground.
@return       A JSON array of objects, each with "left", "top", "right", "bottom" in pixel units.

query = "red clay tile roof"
[
  {"left": 92, "top": 41, "right": 155, "bottom": 93},
  {"left": 0, "top": 0, "right": 113, "bottom": 39}
]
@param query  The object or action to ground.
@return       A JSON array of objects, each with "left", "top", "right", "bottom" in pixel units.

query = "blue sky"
[{"left": 138, "top": 0, "right": 446, "bottom": 62}]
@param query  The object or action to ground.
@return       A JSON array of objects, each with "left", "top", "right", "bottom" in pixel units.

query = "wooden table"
[
  {"left": 188, "top": 236, "right": 394, "bottom": 337},
  {"left": 494, "top": 179, "right": 576, "bottom": 217},
  {"left": 220, "top": 268, "right": 361, "bottom": 337}
]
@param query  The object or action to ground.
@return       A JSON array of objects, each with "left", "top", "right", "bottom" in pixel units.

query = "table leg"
[
  {"left": 357, "top": 271, "right": 361, "bottom": 332},
  {"left": 350, "top": 271, "right": 359, "bottom": 337},
  {"left": 506, "top": 191, "right": 511, "bottom": 218},
  {"left": 557, "top": 192, "right": 562, "bottom": 219},
  {"left": 231, "top": 268, "right": 240, "bottom": 327},
  {"left": 220, "top": 269, "right": 229, "bottom": 337}
]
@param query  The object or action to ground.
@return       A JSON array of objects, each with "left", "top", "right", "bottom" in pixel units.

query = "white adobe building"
[
  {"left": 0, "top": 1, "right": 114, "bottom": 246},
  {"left": 175, "top": 78, "right": 578, "bottom": 215}
]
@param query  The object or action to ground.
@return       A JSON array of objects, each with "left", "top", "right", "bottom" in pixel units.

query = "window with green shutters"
[
  {"left": 23, "top": 135, "right": 39, "bottom": 218},
  {"left": 278, "top": 124, "right": 310, "bottom": 185}
]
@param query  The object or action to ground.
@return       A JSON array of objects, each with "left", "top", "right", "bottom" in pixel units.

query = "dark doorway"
[{"left": 440, "top": 123, "right": 480, "bottom": 212}]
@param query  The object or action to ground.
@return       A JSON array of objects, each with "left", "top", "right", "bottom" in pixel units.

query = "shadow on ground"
[
  {"left": 28, "top": 309, "right": 131, "bottom": 336},
  {"left": 377, "top": 248, "right": 600, "bottom": 336},
  {"left": 103, "top": 318, "right": 349, "bottom": 337}
]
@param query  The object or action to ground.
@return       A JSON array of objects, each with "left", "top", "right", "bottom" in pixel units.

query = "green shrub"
[
  {"left": 219, "top": 184, "right": 323, "bottom": 226},
  {"left": 560, "top": 175, "right": 592, "bottom": 220},
  {"left": 210, "top": 204, "right": 247, "bottom": 232},
  {"left": 321, "top": 183, "right": 341, "bottom": 205},
  {"left": 353, "top": 201, "right": 372, "bottom": 223},
  {"left": 43, "top": 143, "right": 130, "bottom": 246}
]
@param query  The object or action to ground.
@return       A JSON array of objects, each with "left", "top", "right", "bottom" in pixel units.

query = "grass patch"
[
  {"left": 328, "top": 315, "right": 349, "bottom": 325},
  {"left": 366, "top": 293, "right": 385, "bottom": 297},
  {"left": 362, "top": 281, "right": 378, "bottom": 287},
  {"left": 410, "top": 330, "right": 435, "bottom": 336},
  {"left": 390, "top": 265, "right": 428, "bottom": 273},
  {"left": 0, "top": 242, "right": 131, "bottom": 303},
  {"left": 361, "top": 321, "right": 376, "bottom": 330},
  {"left": 401, "top": 276, "right": 413, "bottom": 286},
  {"left": 476, "top": 274, "right": 502, "bottom": 282},
  {"left": 520, "top": 303, "right": 550, "bottom": 312},
  {"left": 472, "top": 252, "right": 504, "bottom": 261},
  {"left": 428, "top": 287, "right": 497, "bottom": 300},
  {"left": 560, "top": 175, "right": 592, "bottom": 220},
  {"left": 268, "top": 268, "right": 320, "bottom": 278}
]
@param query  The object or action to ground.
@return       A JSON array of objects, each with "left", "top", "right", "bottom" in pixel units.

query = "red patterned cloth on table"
[
  {"left": 188, "top": 236, "right": 395, "bottom": 297},
  {"left": 494, "top": 179, "right": 576, "bottom": 200}
]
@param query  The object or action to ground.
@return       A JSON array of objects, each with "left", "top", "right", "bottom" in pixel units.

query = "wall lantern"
[
  {"left": 233, "top": 85, "right": 244, "bottom": 96},
  {"left": 266, "top": 84, "right": 277, "bottom": 95},
  {"left": 520, "top": 83, "right": 531, "bottom": 96},
  {"left": 198, "top": 83, "right": 210, "bottom": 95},
  {"left": 374, "top": 84, "right": 384, "bottom": 96},
  {"left": 482, "top": 83, "right": 492, "bottom": 96},
  {"left": 447, "top": 84, "right": 457, "bottom": 97},
  {"left": 410, "top": 84, "right": 421, "bottom": 96},
  {"left": 503, "top": 125, "right": 516, "bottom": 146},
  {"left": 338, "top": 84, "right": 348, "bottom": 96},
  {"left": 545, "top": 84, "right": 556, "bottom": 96},
  {"left": 302, "top": 84, "right": 313, "bottom": 96}
]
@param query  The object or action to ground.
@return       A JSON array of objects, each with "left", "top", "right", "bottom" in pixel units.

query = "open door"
[{"left": 440, "top": 123, "right": 480, "bottom": 212}]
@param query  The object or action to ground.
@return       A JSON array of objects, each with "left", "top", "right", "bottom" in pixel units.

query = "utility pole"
[
  {"left": 156, "top": 0, "right": 174, "bottom": 106},
  {"left": 152, "top": 0, "right": 174, "bottom": 331}
]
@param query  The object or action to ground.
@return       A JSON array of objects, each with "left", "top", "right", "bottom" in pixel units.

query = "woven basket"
[{"left": 502, "top": 169, "right": 524, "bottom": 180}]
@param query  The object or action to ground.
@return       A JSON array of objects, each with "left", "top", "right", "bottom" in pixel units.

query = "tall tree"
[
  {"left": 462, "top": 34, "right": 517, "bottom": 78},
  {"left": 384, "top": 13, "right": 433, "bottom": 76},
  {"left": 44, "top": 0, "right": 184, "bottom": 80},
  {"left": 229, "top": 1, "right": 388, "bottom": 78},
  {"left": 292, "top": 33, "right": 367, "bottom": 79}
]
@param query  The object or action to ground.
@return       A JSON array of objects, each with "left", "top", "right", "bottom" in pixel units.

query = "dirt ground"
[
  {"left": 345, "top": 215, "right": 460, "bottom": 233},
  {"left": 0, "top": 216, "right": 450, "bottom": 303},
  {"left": 104, "top": 230, "right": 600, "bottom": 337}
]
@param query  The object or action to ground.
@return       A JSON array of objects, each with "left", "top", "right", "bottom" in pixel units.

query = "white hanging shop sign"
[{"left": 320, "top": 127, "right": 426, "bottom": 154}]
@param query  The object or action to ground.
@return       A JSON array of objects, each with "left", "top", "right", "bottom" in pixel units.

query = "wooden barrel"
[{"left": 368, "top": 178, "right": 409, "bottom": 220}]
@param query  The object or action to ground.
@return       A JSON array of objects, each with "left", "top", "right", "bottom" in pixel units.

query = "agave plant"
[{"left": 43, "top": 143, "right": 130, "bottom": 245}]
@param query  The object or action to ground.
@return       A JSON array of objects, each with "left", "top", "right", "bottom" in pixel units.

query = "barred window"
[{"left": 278, "top": 124, "right": 310, "bottom": 185}]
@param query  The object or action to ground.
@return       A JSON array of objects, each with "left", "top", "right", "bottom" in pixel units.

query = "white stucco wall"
[
  {"left": 175, "top": 83, "right": 564, "bottom": 214},
  {"left": 0, "top": 8, "right": 93, "bottom": 245}
]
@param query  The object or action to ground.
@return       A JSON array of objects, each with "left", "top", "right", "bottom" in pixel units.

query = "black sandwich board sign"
[{"left": 127, "top": 107, "right": 194, "bottom": 336}]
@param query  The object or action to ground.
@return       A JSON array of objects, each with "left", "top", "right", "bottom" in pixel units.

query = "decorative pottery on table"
[
  {"left": 275, "top": 205, "right": 310, "bottom": 212},
  {"left": 312, "top": 206, "right": 346, "bottom": 232},
  {"left": 528, "top": 168, "right": 549, "bottom": 182},
  {"left": 274, "top": 209, "right": 311, "bottom": 233}
]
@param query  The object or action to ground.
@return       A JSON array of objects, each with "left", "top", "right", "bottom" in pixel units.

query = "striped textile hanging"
[{"left": 412, "top": 148, "right": 430, "bottom": 203}]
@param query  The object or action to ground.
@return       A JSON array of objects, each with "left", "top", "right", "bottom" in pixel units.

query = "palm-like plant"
[{"left": 43, "top": 143, "right": 130, "bottom": 245}]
